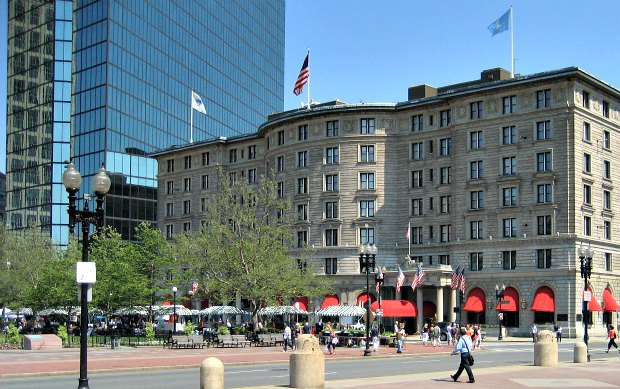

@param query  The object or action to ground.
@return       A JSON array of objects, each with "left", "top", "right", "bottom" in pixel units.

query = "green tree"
[
  {"left": 0, "top": 226, "right": 62, "bottom": 310},
  {"left": 87, "top": 227, "right": 149, "bottom": 317},
  {"left": 133, "top": 223, "right": 177, "bottom": 320},
  {"left": 176, "top": 170, "right": 331, "bottom": 329}
]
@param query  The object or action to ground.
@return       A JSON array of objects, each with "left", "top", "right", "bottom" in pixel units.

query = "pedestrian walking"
[
  {"left": 446, "top": 322, "right": 453, "bottom": 345},
  {"left": 396, "top": 323, "right": 406, "bottom": 353},
  {"left": 606, "top": 325, "right": 619, "bottom": 353},
  {"left": 421, "top": 323, "right": 429, "bottom": 346},
  {"left": 531, "top": 323, "right": 538, "bottom": 343},
  {"left": 450, "top": 327, "right": 475, "bottom": 383},
  {"left": 556, "top": 324, "right": 562, "bottom": 342},
  {"left": 371, "top": 322, "right": 380, "bottom": 352},
  {"left": 432, "top": 324, "right": 441, "bottom": 347},
  {"left": 326, "top": 323, "right": 337, "bottom": 355},
  {"left": 282, "top": 322, "right": 291, "bottom": 352}
]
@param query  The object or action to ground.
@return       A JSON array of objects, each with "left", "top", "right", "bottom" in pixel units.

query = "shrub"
[
  {"left": 6, "top": 324, "right": 22, "bottom": 347},
  {"left": 185, "top": 321, "right": 195, "bottom": 335},
  {"left": 217, "top": 326, "right": 229, "bottom": 336},
  {"left": 145, "top": 322, "right": 155, "bottom": 341},
  {"left": 56, "top": 325, "right": 68, "bottom": 345}
]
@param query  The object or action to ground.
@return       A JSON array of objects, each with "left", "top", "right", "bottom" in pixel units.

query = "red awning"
[
  {"left": 463, "top": 288, "right": 485, "bottom": 312},
  {"left": 294, "top": 296, "right": 309, "bottom": 311},
  {"left": 531, "top": 286, "right": 555, "bottom": 312},
  {"left": 585, "top": 288, "right": 603, "bottom": 312},
  {"left": 370, "top": 300, "right": 417, "bottom": 317},
  {"left": 603, "top": 289, "right": 620, "bottom": 312},
  {"left": 495, "top": 287, "right": 519, "bottom": 312},
  {"left": 320, "top": 294, "right": 340, "bottom": 309},
  {"left": 423, "top": 301, "right": 436, "bottom": 316},
  {"left": 356, "top": 292, "right": 376, "bottom": 306}
]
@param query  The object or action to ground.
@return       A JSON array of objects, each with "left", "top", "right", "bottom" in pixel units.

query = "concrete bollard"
[
  {"left": 533, "top": 330, "right": 558, "bottom": 367},
  {"left": 574, "top": 341, "right": 588, "bottom": 363},
  {"left": 200, "top": 357, "right": 224, "bottom": 389},
  {"left": 290, "top": 334, "right": 325, "bottom": 388}
]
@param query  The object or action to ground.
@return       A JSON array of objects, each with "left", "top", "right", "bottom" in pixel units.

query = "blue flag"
[{"left": 488, "top": 9, "right": 510, "bottom": 36}]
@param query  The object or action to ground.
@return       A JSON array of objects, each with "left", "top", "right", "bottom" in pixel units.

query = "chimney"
[{"left": 408, "top": 84, "right": 438, "bottom": 100}]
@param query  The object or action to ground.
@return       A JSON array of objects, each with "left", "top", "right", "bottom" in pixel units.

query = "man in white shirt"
[
  {"left": 450, "top": 327, "right": 475, "bottom": 383},
  {"left": 283, "top": 322, "right": 292, "bottom": 352}
]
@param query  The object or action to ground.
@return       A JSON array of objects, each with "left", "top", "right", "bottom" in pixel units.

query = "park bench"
[
  {"left": 253, "top": 333, "right": 277, "bottom": 347},
  {"left": 164, "top": 334, "right": 205, "bottom": 349},
  {"left": 232, "top": 334, "right": 252, "bottom": 347}
]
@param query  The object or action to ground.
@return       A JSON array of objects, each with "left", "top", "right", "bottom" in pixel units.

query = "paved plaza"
[{"left": 0, "top": 337, "right": 618, "bottom": 388}]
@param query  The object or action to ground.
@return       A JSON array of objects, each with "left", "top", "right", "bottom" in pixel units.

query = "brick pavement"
[{"left": 1, "top": 337, "right": 619, "bottom": 388}]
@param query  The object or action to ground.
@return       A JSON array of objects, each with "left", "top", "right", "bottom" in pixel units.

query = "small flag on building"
[
  {"left": 410, "top": 265, "right": 426, "bottom": 291},
  {"left": 293, "top": 53, "right": 310, "bottom": 96},
  {"left": 396, "top": 266, "right": 405, "bottom": 294},
  {"left": 458, "top": 268, "right": 466, "bottom": 292},
  {"left": 405, "top": 226, "right": 410, "bottom": 240},
  {"left": 451, "top": 266, "right": 461, "bottom": 290},
  {"left": 375, "top": 267, "right": 384, "bottom": 293},
  {"left": 191, "top": 91, "right": 207, "bottom": 114},
  {"left": 488, "top": 9, "right": 510, "bottom": 36}
]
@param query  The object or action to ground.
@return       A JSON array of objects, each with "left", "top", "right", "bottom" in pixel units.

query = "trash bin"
[{"left": 111, "top": 336, "right": 120, "bottom": 349}]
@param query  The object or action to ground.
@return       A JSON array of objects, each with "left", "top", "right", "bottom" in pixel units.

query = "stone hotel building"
[{"left": 153, "top": 67, "right": 620, "bottom": 337}]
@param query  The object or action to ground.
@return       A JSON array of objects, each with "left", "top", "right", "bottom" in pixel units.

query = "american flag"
[
  {"left": 458, "top": 268, "right": 466, "bottom": 292},
  {"left": 410, "top": 265, "right": 426, "bottom": 291},
  {"left": 191, "top": 281, "right": 199, "bottom": 295},
  {"left": 396, "top": 266, "right": 405, "bottom": 294},
  {"left": 405, "top": 226, "right": 410, "bottom": 240},
  {"left": 293, "top": 53, "right": 310, "bottom": 96},
  {"left": 451, "top": 266, "right": 461, "bottom": 290},
  {"left": 375, "top": 267, "right": 384, "bottom": 293}
]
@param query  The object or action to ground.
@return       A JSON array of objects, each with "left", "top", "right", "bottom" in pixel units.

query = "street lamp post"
[
  {"left": 495, "top": 283, "right": 506, "bottom": 341},
  {"left": 358, "top": 243, "right": 377, "bottom": 357},
  {"left": 172, "top": 286, "right": 178, "bottom": 334},
  {"left": 63, "top": 162, "right": 111, "bottom": 389},
  {"left": 579, "top": 244, "right": 594, "bottom": 362}
]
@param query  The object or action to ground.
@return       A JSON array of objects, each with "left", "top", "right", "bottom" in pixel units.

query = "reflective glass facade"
[{"left": 6, "top": 0, "right": 285, "bottom": 242}]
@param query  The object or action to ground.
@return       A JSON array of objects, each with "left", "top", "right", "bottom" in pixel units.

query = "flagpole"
[
  {"left": 510, "top": 6, "right": 514, "bottom": 78},
  {"left": 408, "top": 222, "right": 411, "bottom": 257},
  {"left": 306, "top": 48, "right": 310, "bottom": 109},
  {"left": 190, "top": 90, "right": 194, "bottom": 144}
]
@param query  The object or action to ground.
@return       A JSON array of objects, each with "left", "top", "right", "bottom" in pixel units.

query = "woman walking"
[{"left": 606, "top": 325, "right": 618, "bottom": 353}]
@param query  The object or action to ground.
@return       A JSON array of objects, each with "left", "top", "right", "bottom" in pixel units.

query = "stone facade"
[{"left": 152, "top": 67, "right": 620, "bottom": 338}]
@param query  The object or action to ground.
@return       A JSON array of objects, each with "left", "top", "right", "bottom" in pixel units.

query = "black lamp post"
[
  {"left": 375, "top": 268, "right": 384, "bottom": 332},
  {"left": 63, "top": 161, "right": 111, "bottom": 389},
  {"left": 359, "top": 243, "right": 377, "bottom": 357},
  {"left": 495, "top": 283, "right": 506, "bottom": 341},
  {"left": 579, "top": 244, "right": 594, "bottom": 362},
  {"left": 172, "top": 286, "right": 178, "bottom": 334}
]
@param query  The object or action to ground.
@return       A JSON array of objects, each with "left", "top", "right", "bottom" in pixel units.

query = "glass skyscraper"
[{"left": 6, "top": 0, "right": 285, "bottom": 243}]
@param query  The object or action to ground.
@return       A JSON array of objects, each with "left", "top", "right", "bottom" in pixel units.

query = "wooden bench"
[
  {"left": 164, "top": 334, "right": 205, "bottom": 349},
  {"left": 188, "top": 334, "right": 206, "bottom": 349},
  {"left": 232, "top": 334, "right": 252, "bottom": 347},
  {"left": 253, "top": 333, "right": 277, "bottom": 347}
]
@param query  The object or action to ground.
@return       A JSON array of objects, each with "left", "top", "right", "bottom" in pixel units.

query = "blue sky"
[{"left": 2, "top": 0, "right": 620, "bottom": 174}]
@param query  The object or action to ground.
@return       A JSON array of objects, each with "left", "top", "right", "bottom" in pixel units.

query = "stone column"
[
  {"left": 436, "top": 287, "right": 444, "bottom": 323},
  {"left": 450, "top": 289, "right": 457, "bottom": 322},
  {"left": 417, "top": 288, "right": 424, "bottom": 332}
]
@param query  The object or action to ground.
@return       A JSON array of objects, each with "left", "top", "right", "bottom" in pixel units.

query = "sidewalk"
[{"left": 0, "top": 337, "right": 616, "bottom": 388}]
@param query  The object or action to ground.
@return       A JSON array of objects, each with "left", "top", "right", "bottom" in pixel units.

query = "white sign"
[
  {"left": 499, "top": 312, "right": 504, "bottom": 320},
  {"left": 376, "top": 309, "right": 383, "bottom": 316},
  {"left": 76, "top": 262, "right": 96, "bottom": 284},
  {"left": 583, "top": 290, "right": 592, "bottom": 302}
]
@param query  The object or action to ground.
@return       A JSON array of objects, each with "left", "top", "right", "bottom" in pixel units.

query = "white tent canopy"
[
  {"left": 315, "top": 305, "right": 366, "bottom": 317},
  {"left": 199, "top": 306, "right": 246, "bottom": 316},
  {"left": 258, "top": 306, "right": 308, "bottom": 316}
]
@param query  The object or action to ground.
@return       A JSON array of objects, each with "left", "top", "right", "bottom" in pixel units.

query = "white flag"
[{"left": 191, "top": 91, "right": 207, "bottom": 114}]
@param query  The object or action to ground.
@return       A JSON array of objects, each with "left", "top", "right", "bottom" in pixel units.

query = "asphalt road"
[{"left": 2, "top": 342, "right": 613, "bottom": 388}]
